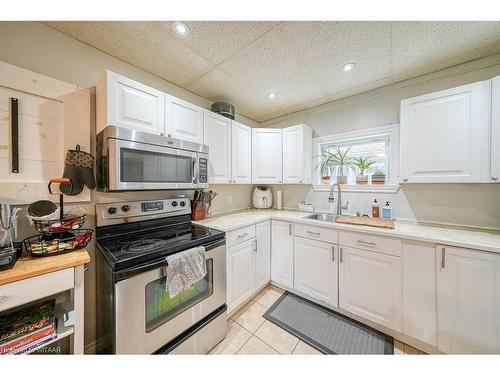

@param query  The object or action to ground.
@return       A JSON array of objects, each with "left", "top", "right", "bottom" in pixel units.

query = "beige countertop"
[{"left": 196, "top": 209, "right": 500, "bottom": 254}]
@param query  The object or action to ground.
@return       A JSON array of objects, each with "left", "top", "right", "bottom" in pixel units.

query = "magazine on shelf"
[
  {"left": 0, "top": 324, "right": 56, "bottom": 354},
  {"left": 0, "top": 299, "right": 56, "bottom": 350}
]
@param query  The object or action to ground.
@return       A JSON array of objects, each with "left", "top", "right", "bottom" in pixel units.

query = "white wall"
[{"left": 263, "top": 55, "right": 500, "bottom": 230}]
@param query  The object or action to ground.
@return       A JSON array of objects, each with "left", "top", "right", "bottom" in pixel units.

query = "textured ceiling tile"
[
  {"left": 392, "top": 21, "right": 500, "bottom": 77},
  {"left": 272, "top": 22, "right": 391, "bottom": 94},
  {"left": 186, "top": 68, "right": 284, "bottom": 119},
  {"left": 180, "top": 21, "right": 280, "bottom": 65},
  {"left": 45, "top": 21, "right": 214, "bottom": 86}
]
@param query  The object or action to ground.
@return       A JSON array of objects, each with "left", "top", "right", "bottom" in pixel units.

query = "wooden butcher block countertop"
[{"left": 0, "top": 249, "right": 90, "bottom": 286}]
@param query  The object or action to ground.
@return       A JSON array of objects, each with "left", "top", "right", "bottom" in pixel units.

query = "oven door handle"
[{"left": 113, "top": 237, "right": 226, "bottom": 282}]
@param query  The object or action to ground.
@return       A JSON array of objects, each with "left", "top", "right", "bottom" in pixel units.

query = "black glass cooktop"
[{"left": 96, "top": 215, "right": 224, "bottom": 271}]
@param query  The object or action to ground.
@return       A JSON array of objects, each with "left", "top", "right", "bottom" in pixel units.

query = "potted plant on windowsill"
[
  {"left": 329, "top": 145, "right": 355, "bottom": 185},
  {"left": 372, "top": 168, "right": 386, "bottom": 185},
  {"left": 354, "top": 157, "right": 376, "bottom": 185},
  {"left": 315, "top": 149, "right": 333, "bottom": 184}
]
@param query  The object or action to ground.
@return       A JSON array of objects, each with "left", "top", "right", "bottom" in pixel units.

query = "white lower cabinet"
[
  {"left": 271, "top": 220, "right": 294, "bottom": 289},
  {"left": 294, "top": 237, "right": 338, "bottom": 307},
  {"left": 227, "top": 238, "right": 256, "bottom": 312},
  {"left": 402, "top": 240, "right": 437, "bottom": 347},
  {"left": 339, "top": 246, "right": 402, "bottom": 331},
  {"left": 255, "top": 221, "right": 271, "bottom": 290},
  {"left": 437, "top": 246, "right": 500, "bottom": 354}
]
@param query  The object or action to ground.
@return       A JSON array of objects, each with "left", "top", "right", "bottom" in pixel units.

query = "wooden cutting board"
[{"left": 335, "top": 215, "right": 395, "bottom": 229}]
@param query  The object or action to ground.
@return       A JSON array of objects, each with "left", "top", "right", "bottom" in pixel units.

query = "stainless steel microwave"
[{"left": 96, "top": 126, "right": 208, "bottom": 191}]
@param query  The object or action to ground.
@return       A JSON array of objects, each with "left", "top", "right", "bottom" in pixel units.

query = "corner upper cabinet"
[
  {"left": 203, "top": 110, "right": 231, "bottom": 183},
  {"left": 165, "top": 95, "right": 204, "bottom": 143},
  {"left": 231, "top": 120, "right": 252, "bottom": 184},
  {"left": 97, "top": 70, "right": 165, "bottom": 134},
  {"left": 400, "top": 81, "right": 490, "bottom": 183},
  {"left": 282, "top": 124, "right": 313, "bottom": 184},
  {"left": 491, "top": 76, "right": 500, "bottom": 183},
  {"left": 252, "top": 128, "right": 283, "bottom": 184}
]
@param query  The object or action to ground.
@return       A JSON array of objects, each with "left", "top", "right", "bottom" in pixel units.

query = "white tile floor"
[{"left": 209, "top": 284, "right": 426, "bottom": 355}]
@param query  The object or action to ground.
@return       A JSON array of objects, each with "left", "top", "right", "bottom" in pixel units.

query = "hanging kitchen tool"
[{"left": 60, "top": 144, "right": 96, "bottom": 196}]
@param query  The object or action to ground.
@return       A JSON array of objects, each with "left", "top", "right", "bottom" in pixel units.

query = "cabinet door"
[
  {"left": 339, "top": 246, "right": 402, "bottom": 331},
  {"left": 400, "top": 81, "right": 489, "bottom": 183},
  {"left": 203, "top": 110, "right": 231, "bottom": 183},
  {"left": 437, "top": 246, "right": 500, "bottom": 354},
  {"left": 294, "top": 237, "right": 338, "bottom": 307},
  {"left": 165, "top": 95, "right": 204, "bottom": 143},
  {"left": 255, "top": 221, "right": 271, "bottom": 290},
  {"left": 283, "top": 124, "right": 312, "bottom": 184},
  {"left": 252, "top": 128, "right": 283, "bottom": 184},
  {"left": 491, "top": 76, "right": 500, "bottom": 183},
  {"left": 271, "top": 220, "right": 294, "bottom": 289},
  {"left": 231, "top": 121, "right": 252, "bottom": 184},
  {"left": 402, "top": 240, "right": 437, "bottom": 347},
  {"left": 106, "top": 71, "right": 165, "bottom": 134},
  {"left": 227, "top": 239, "right": 256, "bottom": 312}
]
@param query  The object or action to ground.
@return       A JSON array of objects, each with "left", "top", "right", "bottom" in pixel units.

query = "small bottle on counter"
[
  {"left": 372, "top": 199, "right": 380, "bottom": 218},
  {"left": 382, "top": 201, "right": 393, "bottom": 220}
]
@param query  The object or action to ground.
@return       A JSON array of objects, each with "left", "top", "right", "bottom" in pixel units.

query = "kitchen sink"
[{"left": 304, "top": 213, "right": 338, "bottom": 222}]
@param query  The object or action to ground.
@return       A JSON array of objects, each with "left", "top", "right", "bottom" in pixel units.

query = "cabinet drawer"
[
  {"left": 0, "top": 268, "right": 74, "bottom": 312},
  {"left": 295, "top": 223, "right": 338, "bottom": 244},
  {"left": 339, "top": 231, "right": 401, "bottom": 257},
  {"left": 227, "top": 224, "right": 256, "bottom": 247}
]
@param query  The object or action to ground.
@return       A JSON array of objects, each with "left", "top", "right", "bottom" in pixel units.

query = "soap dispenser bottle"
[
  {"left": 372, "top": 199, "right": 380, "bottom": 218},
  {"left": 382, "top": 201, "right": 393, "bottom": 220}
]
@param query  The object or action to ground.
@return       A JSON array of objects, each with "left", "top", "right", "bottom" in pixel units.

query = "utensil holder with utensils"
[{"left": 191, "top": 190, "right": 217, "bottom": 221}]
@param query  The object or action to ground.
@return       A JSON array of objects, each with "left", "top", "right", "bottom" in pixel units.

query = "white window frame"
[{"left": 312, "top": 124, "right": 401, "bottom": 193}]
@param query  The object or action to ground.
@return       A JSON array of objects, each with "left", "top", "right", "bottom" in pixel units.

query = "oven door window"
[
  {"left": 145, "top": 259, "right": 213, "bottom": 333},
  {"left": 120, "top": 148, "right": 192, "bottom": 183}
]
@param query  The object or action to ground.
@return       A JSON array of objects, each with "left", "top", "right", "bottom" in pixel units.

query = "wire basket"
[
  {"left": 32, "top": 214, "right": 86, "bottom": 233},
  {"left": 22, "top": 229, "right": 93, "bottom": 257}
]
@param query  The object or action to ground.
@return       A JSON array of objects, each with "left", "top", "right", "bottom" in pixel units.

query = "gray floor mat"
[{"left": 263, "top": 291, "right": 393, "bottom": 354}]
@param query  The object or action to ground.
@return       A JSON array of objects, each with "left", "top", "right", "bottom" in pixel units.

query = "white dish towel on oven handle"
[{"left": 165, "top": 246, "right": 207, "bottom": 298}]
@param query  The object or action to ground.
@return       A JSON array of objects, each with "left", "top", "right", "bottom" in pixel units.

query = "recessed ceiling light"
[
  {"left": 172, "top": 21, "right": 191, "bottom": 37},
  {"left": 342, "top": 63, "right": 355, "bottom": 72},
  {"left": 268, "top": 93, "right": 276, "bottom": 99}
]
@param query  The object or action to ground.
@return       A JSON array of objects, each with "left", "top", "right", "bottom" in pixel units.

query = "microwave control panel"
[{"left": 199, "top": 158, "right": 208, "bottom": 183}]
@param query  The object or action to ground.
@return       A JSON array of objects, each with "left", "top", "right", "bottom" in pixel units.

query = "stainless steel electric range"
[{"left": 95, "top": 197, "right": 227, "bottom": 354}]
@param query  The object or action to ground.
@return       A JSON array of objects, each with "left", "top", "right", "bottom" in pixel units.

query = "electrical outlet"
[{"left": 227, "top": 196, "right": 233, "bottom": 205}]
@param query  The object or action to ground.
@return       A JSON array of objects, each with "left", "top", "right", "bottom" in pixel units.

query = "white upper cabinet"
[
  {"left": 165, "top": 94, "right": 204, "bottom": 143},
  {"left": 339, "top": 246, "right": 402, "bottom": 332},
  {"left": 400, "top": 81, "right": 490, "bottom": 183},
  {"left": 252, "top": 128, "right": 283, "bottom": 184},
  {"left": 491, "top": 76, "right": 500, "bottom": 183},
  {"left": 231, "top": 120, "right": 252, "bottom": 184},
  {"left": 283, "top": 124, "right": 313, "bottom": 184},
  {"left": 97, "top": 71, "right": 165, "bottom": 134},
  {"left": 203, "top": 110, "right": 231, "bottom": 183},
  {"left": 294, "top": 237, "right": 338, "bottom": 307},
  {"left": 437, "top": 246, "right": 500, "bottom": 354}
]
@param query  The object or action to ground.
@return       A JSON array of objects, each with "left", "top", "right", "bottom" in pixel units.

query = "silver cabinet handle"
[
  {"left": 288, "top": 223, "right": 292, "bottom": 236},
  {"left": 306, "top": 230, "right": 321, "bottom": 236},
  {"left": 254, "top": 240, "right": 257, "bottom": 252},
  {"left": 403, "top": 178, "right": 408, "bottom": 182},
  {"left": 492, "top": 177, "right": 498, "bottom": 181},
  {"left": 331, "top": 246, "right": 335, "bottom": 261},
  {"left": 357, "top": 240, "right": 376, "bottom": 246},
  {"left": 237, "top": 233, "right": 249, "bottom": 238},
  {"left": 441, "top": 247, "right": 446, "bottom": 269},
  {"left": 340, "top": 247, "right": 343, "bottom": 263},
  {"left": 0, "top": 295, "right": 7, "bottom": 302}
]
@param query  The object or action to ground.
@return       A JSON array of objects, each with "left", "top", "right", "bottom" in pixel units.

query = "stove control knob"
[
  {"left": 107, "top": 207, "right": 117, "bottom": 215},
  {"left": 171, "top": 201, "right": 178, "bottom": 207},
  {"left": 180, "top": 201, "right": 186, "bottom": 207},
  {"left": 122, "top": 205, "right": 131, "bottom": 212}
]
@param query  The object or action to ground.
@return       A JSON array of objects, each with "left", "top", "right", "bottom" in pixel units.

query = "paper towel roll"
[{"left": 276, "top": 190, "right": 282, "bottom": 210}]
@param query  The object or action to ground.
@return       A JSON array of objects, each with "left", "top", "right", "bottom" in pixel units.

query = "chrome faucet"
[{"left": 328, "top": 183, "right": 348, "bottom": 215}]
